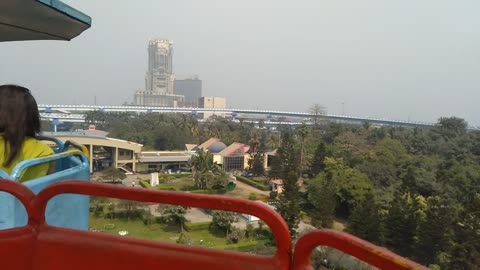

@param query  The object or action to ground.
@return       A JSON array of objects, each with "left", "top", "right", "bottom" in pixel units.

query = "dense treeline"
[
  {"left": 303, "top": 117, "right": 480, "bottom": 269},
  {"left": 84, "top": 111, "right": 278, "bottom": 150},
  {"left": 84, "top": 112, "right": 479, "bottom": 268}
]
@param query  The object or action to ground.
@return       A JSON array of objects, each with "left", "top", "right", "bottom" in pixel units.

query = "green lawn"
[
  {"left": 89, "top": 214, "right": 269, "bottom": 252},
  {"left": 149, "top": 177, "right": 195, "bottom": 191},
  {"left": 141, "top": 176, "right": 269, "bottom": 201}
]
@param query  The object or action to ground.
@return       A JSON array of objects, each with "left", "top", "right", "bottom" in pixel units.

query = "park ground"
[{"left": 89, "top": 171, "right": 344, "bottom": 254}]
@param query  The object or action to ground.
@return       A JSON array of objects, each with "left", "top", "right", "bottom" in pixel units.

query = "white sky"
[{"left": 1, "top": 0, "right": 479, "bottom": 125}]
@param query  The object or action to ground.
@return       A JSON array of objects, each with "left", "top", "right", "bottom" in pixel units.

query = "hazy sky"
[{"left": 1, "top": 1, "right": 479, "bottom": 125}]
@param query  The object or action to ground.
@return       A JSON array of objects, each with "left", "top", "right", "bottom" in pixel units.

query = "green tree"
[
  {"left": 271, "top": 130, "right": 302, "bottom": 237},
  {"left": 309, "top": 103, "right": 326, "bottom": 127},
  {"left": 384, "top": 193, "right": 426, "bottom": 257},
  {"left": 399, "top": 155, "right": 441, "bottom": 197},
  {"left": 248, "top": 131, "right": 266, "bottom": 176},
  {"left": 306, "top": 175, "right": 336, "bottom": 228},
  {"left": 107, "top": 203, "right": 116, "bottom": 219},
  {"left": 434, "top": 117, "right": 468, "bottom": 140},
  {"left": 118, "top": 200, "right": 138, "bottom": 221},
  {"left": 448, "top": 195, "right": 480, "bottom": 270},
  {"left": 436, "top": 160, "right": 480, "bottom": 203},
  {"left": 248, "top": 152, "right": 266, "bottom": 176},
  {"left": 334, "top": 131, "right": 372, "bottom": 167},
  {"left": 296, "top": 124, "right": 310, "bottom": 178},
  {"left": 310, "top": 142, "right": 327, "bottom": 177},
  {"left": 323, "top": 157, "right": 373, "bottom": 215},
  {"left": 373, "top": 137, "right": 409, "bottom": 166},
  {"left": 211, "top": 210, "right": 238, "bottom": 235},
  {"left": 415, "top": 196, "right": 456, "bottom": 266},
  {"left": 190, "top": 148, "right": 223, "bottom": 190},
  {"left": 84, "top": 110, "right": 107, "bottom": 126},
  {"left": 162, "top": 205, "right": 188, "bottom": 232},
  {"left": 102, "top": 167, "right": 127, "bottom": 184},
  {"left": 208, "top": 169, "right": 228, "bottom": 193},
  {"left": 346, "top": 192, "right": 384, "bottom": 245}
]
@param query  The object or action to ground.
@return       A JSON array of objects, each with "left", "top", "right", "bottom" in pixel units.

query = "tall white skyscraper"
[
  {"left": 134, "top": 38, "right": 184, "bottom": 106},
  {"left": 145, "top": 39, "right": 174, "bottom": 95}
]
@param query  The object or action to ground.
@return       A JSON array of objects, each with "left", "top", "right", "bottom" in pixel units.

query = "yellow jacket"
[{"left": 0, "top": 136, "right": 54, "bottom": 182}]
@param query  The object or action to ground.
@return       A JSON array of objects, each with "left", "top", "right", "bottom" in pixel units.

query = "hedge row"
[
  {"left": 157, "top": 186, "right": 177, "bottom": 191},
  {"left": 188, "top": 190, "right": 211, "bottom": 194},
  {"left": 139, "top": 180, "right": 177, "bottom": 191},
  {"left": 158, "top": 173, "right": 192, "bottom": 179},
  {"left": 139, "top": 180, "right": 152, "bottom": 188},
  {"left": 235, "top": 175, "right": 269, "bottom": 191}
]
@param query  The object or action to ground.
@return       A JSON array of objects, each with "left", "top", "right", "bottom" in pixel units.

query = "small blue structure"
[{"left": 0, "top": 138, "right": 90, "bottom": 230}]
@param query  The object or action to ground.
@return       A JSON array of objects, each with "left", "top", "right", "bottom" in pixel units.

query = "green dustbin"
[{"left": 227, "top": 182, "right": 236, "bottom": 191}]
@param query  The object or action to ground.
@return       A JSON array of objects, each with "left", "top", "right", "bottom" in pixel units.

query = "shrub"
[
  {"left": 176, "top": 232, "right": 192, "bottom": 245},
  {"left": 137, "top": 209, "right": 155, "bottom": 225},
  {"left": 245, "top": 223, "right": 254, "bottom": 239},
  {"left": 235, "top": 175, "right": 269, "bottom": 191},
  {"left": 181, "top": 185, "right": 197, "bottom": 191},
  {"left": 184, "top": 221, "right": 210, "bottom": 231},
  {"left": 188, "top": 190, "right": 211, "bottom": 194},
  {"left": 299, "top": 210, "right": 306, "bottom": 220},
  {"left": 269, "top": 191, "right": 278, "bottom": 199},
  {"left": 212, "top": 187, "right": 227, "bottom": 194},
  {"left": 158, "top": 178, "right": 166, "bottom": 184},
  {"left": 139, "top": 180, "right": 152, "bottom": 188},
  {"left": 159, "top": 173, "right": 192, "bottom": 178},
  {"left": 157, "top": 186, "right": 176, "bottom": 191},
  {"left": 248, "top": 193, "right": 257, "bottom": 200}
]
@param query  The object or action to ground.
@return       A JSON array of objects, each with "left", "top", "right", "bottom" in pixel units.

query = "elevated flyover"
[{"left": 39, "top": 104, "right": 439, "bottom": 129}]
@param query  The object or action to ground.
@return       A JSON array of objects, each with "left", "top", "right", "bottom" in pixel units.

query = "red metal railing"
[
  {"left": 0, "top": 180, "right": 427, "bottom": 270},
  {"left": 293, "top": 230, "right": 429, "bottom": 270}
]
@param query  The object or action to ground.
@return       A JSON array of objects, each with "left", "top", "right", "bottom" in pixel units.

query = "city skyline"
[{"left": 1, "top": 1, "right": 479, "bottom": 125}]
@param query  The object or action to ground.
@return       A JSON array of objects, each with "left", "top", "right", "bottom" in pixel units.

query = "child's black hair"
[{"left": 0, "top": 85, "right": 41, "bottom": 166}]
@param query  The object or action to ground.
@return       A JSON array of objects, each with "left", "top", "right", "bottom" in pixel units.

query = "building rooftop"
[
  {"left": 197, "top": 138, "right": 221, "bottom": 151},
  {"left": 219, "top": 142, "right": 246, "bottom": 157},
  {"left": 137, "top": 151, "right": 191, "bottom": 163}
]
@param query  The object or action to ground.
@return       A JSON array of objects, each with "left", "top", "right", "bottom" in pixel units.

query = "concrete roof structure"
[
  {"left": 0, "top": 0, "right": 91, "bottom": 41},
  {"left": 43, "top": 131, "right": 142, "bottom": 173},
  {"left": 43, "top": 131, "right": 143, "bottom": 153},
  {"left": 197, "top": 138, "right": 221, "bottom": 151},
  {"left": 137, "top": 151, "right": 191, "bottom": 163},
  {"left": 185, "top": 144, "right": 198, "bottom": 151}
]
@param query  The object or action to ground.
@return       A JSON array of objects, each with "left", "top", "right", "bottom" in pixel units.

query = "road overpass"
[{"left": 38, "top": 104, "right": 445, "bottom": 129}]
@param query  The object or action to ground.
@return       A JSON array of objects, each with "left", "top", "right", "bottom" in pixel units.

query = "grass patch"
[
  {"left": 89, "top": 214, "right": 269, "bottom": 252},
  {"left": 139, "top": 177, "right": 195, "bottom": 191}
]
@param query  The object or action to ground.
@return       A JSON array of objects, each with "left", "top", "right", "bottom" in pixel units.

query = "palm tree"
[{"left": 190, "top": 148, "right": 217, "bottom": 190}]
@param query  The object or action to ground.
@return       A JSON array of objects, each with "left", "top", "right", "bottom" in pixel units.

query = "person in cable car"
[{"left": 0, "top": 84, "right": 54, "bottom": 181}]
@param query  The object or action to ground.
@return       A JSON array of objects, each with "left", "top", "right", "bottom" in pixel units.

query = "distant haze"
[{"left": 1, "top": 0, "right": 479, "bottom": 125}]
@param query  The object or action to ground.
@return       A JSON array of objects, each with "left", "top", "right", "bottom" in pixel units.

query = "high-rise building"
[
  {"left": 174, "top": 76, "right": 202, "bottom": 107},
  {"left": 134, "top": 38, "right": 184, "bottom": 106},
  {"left": 199, "top": 96, "right": 226, "bottom": 119},
  {"left": 145, "top": 39, "right": 174, "bottom": 94}
]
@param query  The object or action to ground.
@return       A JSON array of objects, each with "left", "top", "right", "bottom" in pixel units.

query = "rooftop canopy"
[{"left": 0, "top": 0, "right": 91, "bottom": 42}]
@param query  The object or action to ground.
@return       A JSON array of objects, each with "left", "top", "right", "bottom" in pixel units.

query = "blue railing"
[{"left": 0, "top": 138, "right": 90, "bottom": 230}]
